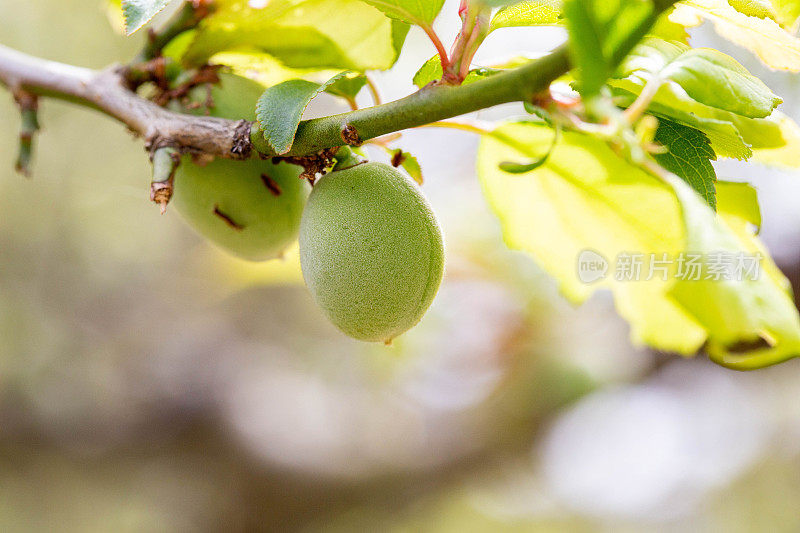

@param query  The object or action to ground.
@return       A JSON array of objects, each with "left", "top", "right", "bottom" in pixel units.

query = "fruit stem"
[
  {"left": 623, "top": 76, "right": 663, "bottom": 124},
  {"left": 332, "top": 146, "right": 366, "bottom": 171},
  {"left": 365, "top": 74, "right": 382, "bottom": 106}
]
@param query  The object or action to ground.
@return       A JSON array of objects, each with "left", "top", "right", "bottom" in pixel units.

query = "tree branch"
[
  {"left": 0, "top": 0, "right": 677, "bottom": 162},
  {"left": 265, "top": 46, "right": 571, "bottom": 157},
  {"left": 0, "top": 44, "right": 250, "bottom": 159},
  {"left": 0, "top": 42, "right": 570, "bottom": 159}
]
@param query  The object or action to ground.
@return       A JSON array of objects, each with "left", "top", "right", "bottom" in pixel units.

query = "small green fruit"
[
  {"left": 299, "top": 162, "right": 445, "bottom": 342},
  {"left": 172, "top": 157, "right": 309, "bottom": 261},
  {"left": 184, "top": 72, "right": 264, "bottom": 120},
  {"left": 172, "top": 72, "right": 309, "bottom": 261}
]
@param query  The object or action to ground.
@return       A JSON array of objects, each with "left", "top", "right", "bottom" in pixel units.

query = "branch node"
[
  {"left": 231, "top": 120, "right": 254, "bottom": 159},
  {"left": 340, "top": 123, "right": 362, "bottom": 146},
  {"left": 274, "top": 148, "right": 338, "bottom": 185}
]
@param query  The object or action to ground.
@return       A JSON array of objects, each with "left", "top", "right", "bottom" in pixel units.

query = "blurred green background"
[{"left": 2, "top": 1, "right": 800, "bottom": 531}]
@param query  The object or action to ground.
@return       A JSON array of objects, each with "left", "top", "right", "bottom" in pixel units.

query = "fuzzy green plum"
[
  {"left": 299, "top": 162, "right": 445, "bottom": 343},
  {"left": 172, "top": 72, "right": 308, "bottom": 261},
  {"left": 172, "top": 157, "right": 309, "bottom": 261},
  {"left": 183, "top": 72, "right": 264, "bottom": 120}
]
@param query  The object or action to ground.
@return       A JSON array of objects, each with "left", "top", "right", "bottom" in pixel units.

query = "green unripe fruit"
[
  {"left": 172, "top": 72, "right": 309, "bottom": 261},
  {"left": 299, "top": 162, "right": 445, "bottom": 342},
  {"left": 172, "top": 157, "right": 309, "bottom": 261},
  {"left": 184, "top": 72, "right": 264, "bottom": 120}
]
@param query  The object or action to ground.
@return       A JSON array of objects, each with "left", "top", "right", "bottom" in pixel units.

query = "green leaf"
[
  {"left": 256, "top": 72, "right": 349, "bottom": 155},
  {"left": 771, "top": 0, "right": 800, "bottom": 28},
  {"left": 121, "top": 0, "right": 173, "bottom": 34},
  {"left": 358, "top": 0, "right": 445, "bottom": 25},
  {"left": 201, "top": 52, "right": 339, "bottom": 88},
  {"left": 610, "top": 39, "right": 789, "bottom": 160},
  {"left": 611, "top": 78, "right": 792, "bottom": 161},
  {"left": 391, "top": 19, "right": 412, "bottom": 63},
  {"left": 477, "top": 121, "right": 800, "bottom": 368},
  {"left": 612, "top": 84, "right": 743, "bottom": 159},
  {"left": 105, "top": 0, "right": 126, "bottom": 33},
  {"left": 653, "top": 119, "right": 717, "bottom": 209},
  {"left": 490, "top": 1, "right": 562, "bottom": 31},
  {"left": 563, "top": 0, "right": 611, "bottom": 97},
  {"left": 716, "top": 180, "right": 761, "bottom": 229},
  {"left": 617, "top": 38, "right": 782, "bottom": 119},
  {"left": 412, "top": 56, "right": 442, "bottom": 87},
  {"left": 412, "top": 56, "right": 501, "bottom": 88},
  {"left": 649, "top": 7, "right": 691, "bottom": 42},
  {"left": 664, "top": 173, "right": 800, "bottom": 370},
  {"left": 488, "top": 1, "right": 689, "bottom": 42},
  {"left": 389, "top": 149, "right": 423, "bottom": 184},
  {"left": 751, "top": 111, "right": 800, "bottom": 168},
  {"left": 481, "top": 0, "right": 525, "bottom": 7},
  {"left": 183, "top": 0, "right": 405, "bottom": 71},
  {"left": 324, "top": 72, "right": 368, "bottom": 102},
  {"left": 563, "top": 0, "right": 659, "bottom": 98}
]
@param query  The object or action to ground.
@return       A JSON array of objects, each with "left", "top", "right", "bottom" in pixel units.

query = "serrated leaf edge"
[
  {"left": 122, "top": 0, "right": 173, "bottom": 35},
  {"left": 255, "top": 71, "right": 351, "bottom": 155}
]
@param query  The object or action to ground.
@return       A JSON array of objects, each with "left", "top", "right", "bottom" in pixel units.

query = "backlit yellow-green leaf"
[
  {"left": 490, "top": 0, "right": 562, "bottom": 31},
  {"left": 716, "top": 181, "right": 761, "bottom": 229},
  {"left": 611, "top": 64, "right": 790, "bottom": 161},
  {"left": 207, "top": 52, "right": 341, "bottom": 88},
  {"left": 489, "top": 1, "right": 688, "bottom": 41},
  {"left": 666, "top": 175, "right": 800, "bottom": 369},
  {"left": 771, "top": 0, "right": 800, "bottom": 28},
  {"left": 477, "top": 121, "right": 800, "bottom": 368},
  {"left": 104, "top": 0, "right": 127, "bottom": 33},
  {"left": 183, "top": 0, "right": 403, "bottom": 71},
  {"left": 672, "top": 0, "right": 800, "bottom": 71},
  {"left": 358, "top": 0, "right": 444, "bottom": 26},
  {"left": 728, "top": 0, "right": 779, "bottom": 21},
  {"left": 750, "top": 111, "right": 800, "bottom": 168},
  {"left": 617, "top": 38, "right": 781, "bottom": 119}
]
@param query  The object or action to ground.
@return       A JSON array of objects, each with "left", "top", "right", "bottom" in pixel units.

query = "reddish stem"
[
  {"left": 444, "top": 2, "right": 490, "bottom": 84},
  {"left": 422, "top": 24, "right": 451, "bottom": 70},
  {"left": 457, "top": 22, "right": 483, "bottom": 81},
  {"left": 458, "top": 0, "right": 469, "bottom": 18}
]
